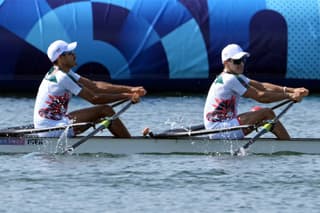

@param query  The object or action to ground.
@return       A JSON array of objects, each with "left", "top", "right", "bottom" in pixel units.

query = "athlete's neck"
[
  {"left": 223, "top": 69, "right": 237, "bottom": 75},
  {"left": 54, "top": 65, "right": 71, "bottom": 73}
]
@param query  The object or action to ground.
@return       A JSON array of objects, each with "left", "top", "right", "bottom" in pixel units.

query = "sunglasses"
[
  {"left": 230, "top": 57, "right": 247, "bottom": 65},
  {"left": 62, "top": 51, "right": 75, "bottom": 56}
]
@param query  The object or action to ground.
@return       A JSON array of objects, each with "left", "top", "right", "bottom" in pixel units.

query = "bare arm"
[
  {"left": 249, "top": 80, "right": 284, "bottom": 92},
  {"left": 244, "top": 80, "right": 309, "bottom": 103},
  {"left": 243, "top": 85, "right": 289, "bottom": 103},
  {"left": 78, "top": 86, "right": 139, "bottom": 105},
  {"left": 250, "top": 80, "right": 309, "bottom": 96},
  {"left": 78, "top": 76, "right": 146, "bottom": 96}
]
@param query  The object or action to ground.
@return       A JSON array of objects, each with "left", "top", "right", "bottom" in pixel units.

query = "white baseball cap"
[
  {"left": 221, "top": 44, "right": 250, "bottom": 63},
  {"left": 47, "top": 40, "right": 77, "bottom": 62}
]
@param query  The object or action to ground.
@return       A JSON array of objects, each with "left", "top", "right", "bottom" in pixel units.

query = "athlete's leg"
[
  {"left": 238, "top": 108, "right": 290, "bottom": 140},
  {"left": 68, "top": 105, "right": 131, "bottom": 138}
]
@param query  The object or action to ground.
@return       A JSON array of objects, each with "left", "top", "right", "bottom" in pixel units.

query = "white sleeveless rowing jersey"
[
  {"left": 203, "top": 72, "right": 250, "bottom": 138},
  {"left": 33, "top": 66, "right": 82, "bottom": 130}
]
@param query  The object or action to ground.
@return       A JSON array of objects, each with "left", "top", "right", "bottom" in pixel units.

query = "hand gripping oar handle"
[
  {"left": 233, "top": 101, "right": 295, "bottom": 156},
  {"left": 64, "top": 101, "right": 133, "bottom": 154}
]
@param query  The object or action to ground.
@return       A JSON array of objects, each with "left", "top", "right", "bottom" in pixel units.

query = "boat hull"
[{"left": 0, "top": 136, "right": 319, "bottom": 155}]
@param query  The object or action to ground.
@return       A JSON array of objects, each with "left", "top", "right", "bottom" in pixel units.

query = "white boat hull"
[{"left": 0, "top": 136, "right": 319, "bottom": 155}]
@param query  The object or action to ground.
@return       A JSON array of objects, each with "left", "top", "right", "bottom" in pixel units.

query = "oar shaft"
[
  {"left": 69, "top": 124, "right": 107, "bottom": 150},
  {"left": 65, "top": 101, "right": 133, "bottom": 153},
  {"left": 272, "top": 101, "right": 295, "bottom": 123},
  {"left": 0, "top": 122, "right": 93, "bottom": 136},
  {"left": 110, "top": 99, "right": 130, "bottom": 108},
  {"left": 233, "top": 101, "right": 295, "bottom": 155},
  {"left": 151, "top": 124, "right": 254, "bottom": 138},
  {"left": 243, "top": 128, "right": 268, "bottom": 149},
  {"left": 271, "top": 99, "right": 291, "bottom": 110},
  {"left": 0, "top": 100, "right": 129, "bottom": 136},
  {"left": 153, "top": 100, "right": 292, "bottom": 138}
]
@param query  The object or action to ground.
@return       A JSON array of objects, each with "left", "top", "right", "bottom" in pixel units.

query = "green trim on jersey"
[
  {"left": 45, "top": 67, "right": 57, "bottom": 83},
  {"left": 45, "top": 67, "right": 79, "bottom": 85},
  {"left": 214, "top": 73, "right": 248, "bottom": 88},
  {"left": 214, "top": 75, "right": 224, "bottom": 84}
]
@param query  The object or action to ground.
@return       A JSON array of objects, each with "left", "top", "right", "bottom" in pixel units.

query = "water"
[{"left": 0, "top": 94, "right": 320, "bottom": 212}]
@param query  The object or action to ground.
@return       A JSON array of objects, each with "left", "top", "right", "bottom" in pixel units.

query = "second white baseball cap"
[
  {"left": 47, "top": 40, "right": 77, "bottom": 62},
  {"left": 221, "top": 44, "right": 250, "bottom": 64}
]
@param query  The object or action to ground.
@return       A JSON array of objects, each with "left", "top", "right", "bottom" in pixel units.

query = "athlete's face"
[
  {"left": 61, "top": 51, "right": 77, "bottom": 68},
  {"left": 225, "top": 57, "right": 247, "bottom": 74}
]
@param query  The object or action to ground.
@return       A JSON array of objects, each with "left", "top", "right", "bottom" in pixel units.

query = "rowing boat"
[
  {"left": 0, "top": 135, "right": 319, "bottom": 155},
  {"left": 0, "top": 100, "right": 304, "bottom": 155}
]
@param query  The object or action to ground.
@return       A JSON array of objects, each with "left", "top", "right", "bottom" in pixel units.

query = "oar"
[
  {"left": 0, "top": 99, "right": 129, "bottom": 136},
  {"left": 270, "top": 99, "right": 291, "bottom": 109},
  {"left": 155, "top": 99, "right": 292, "bottom": 136},
  {"left": 148, "top": 124, "right": 255, "bottom": 138},
  {"left": 147, "top": 99, "right": 292, "bottom": 138},
  {"left": 64, "top": 100, "right": 133, "bottom": 154},
  {"left": 0, "top": 122, "right": 94, "bottom": 136},
  {"left": 109, "top": 98, "right": 130, "bottom": 108},
  {"left": 232, "top": 101, "right": 295, "bottom": 156}
]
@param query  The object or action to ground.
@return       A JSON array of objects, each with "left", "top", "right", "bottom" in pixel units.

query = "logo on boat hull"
[
  {"left": 27, "top": 138, "right": 44, "bottom": 145},
  {"left": 0, "top": 138, "right": 25, "bottom": 145}
]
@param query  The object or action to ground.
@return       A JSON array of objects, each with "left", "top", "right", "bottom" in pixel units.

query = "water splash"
[
  {"left": 55, "top": 126, "right": 71, "bottom": 154},
  {"left": 231, "top": 147, "right": 248, "bottom": 157}
]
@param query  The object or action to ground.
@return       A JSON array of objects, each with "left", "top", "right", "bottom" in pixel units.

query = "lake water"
[{"left": 0, "top": 93, "right": 319, "bottom": 212}]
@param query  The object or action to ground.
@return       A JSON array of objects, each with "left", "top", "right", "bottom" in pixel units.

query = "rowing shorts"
[
  {"left": 35, "top": 117, "right": 75, "bottom": 138},
  {"left": 205, "top": 118, "right": 244, "bottom": 140}
]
